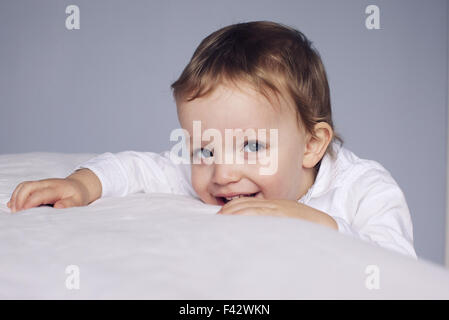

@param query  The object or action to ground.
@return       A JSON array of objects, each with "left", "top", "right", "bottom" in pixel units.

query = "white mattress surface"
[{"left": 1, "top": 152, "right": 449, "bottom": 299}]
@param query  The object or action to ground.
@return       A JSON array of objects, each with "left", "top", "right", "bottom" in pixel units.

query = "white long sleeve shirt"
[{"left": 73, "top": 142, "right": 417, "bottom": 259}]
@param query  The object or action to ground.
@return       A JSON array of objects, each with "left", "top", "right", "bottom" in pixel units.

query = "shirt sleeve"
[
  {"left": 72, "top": 151, "right": 198, "bottom": 199},
  {"left": 333, "top": 168, "right": 417, "bottom": 259}
]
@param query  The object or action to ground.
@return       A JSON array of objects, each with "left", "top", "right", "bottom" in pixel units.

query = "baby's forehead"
[
  {"left": 179, "top": 102, "right": 285, "bottom": 133},
  {"left": 177, "top": 83, "right": 294, "bottom": 125}
]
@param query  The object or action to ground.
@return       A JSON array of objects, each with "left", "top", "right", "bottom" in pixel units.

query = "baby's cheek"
[
  {"left": 260, "top": 165, "right": 298, "bottom": 199},
  {"left": 191, "top": 166, "right": 210, "bottom": 200},
  {"left": 190, "top": 168, "right": 202, "bottom": 192},
  {"left": 256, "top": 170, "right": 285, "bottom": 198}
]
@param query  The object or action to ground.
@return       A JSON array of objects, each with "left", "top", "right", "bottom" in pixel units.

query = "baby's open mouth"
[{"left": 216, "top": 192, "right": 259, "bottom": 205}]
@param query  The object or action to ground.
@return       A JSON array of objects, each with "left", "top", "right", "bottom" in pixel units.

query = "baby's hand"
[
  {"left": 7, "top": 177, "right": 91, "bottom": 213},
  {"left": 217, "top": 197, "right": 338, "bottom": 230}
]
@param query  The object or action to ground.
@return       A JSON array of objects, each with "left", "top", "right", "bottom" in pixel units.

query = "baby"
[{"left": 7, "top": 21, "right": 417, "bottom": 258}]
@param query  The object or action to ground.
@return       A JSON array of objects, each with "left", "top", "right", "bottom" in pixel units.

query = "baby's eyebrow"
[{"left": 186, "top": 127, "right": 273, "bottom": 146}]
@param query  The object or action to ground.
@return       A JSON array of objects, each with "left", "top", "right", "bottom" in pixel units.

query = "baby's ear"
[
  {"left": 302, "top": 147, "right": 321, "bottom": 169},
  {"left": 302, "top": 123, "right": 333, "bottom": 168}
]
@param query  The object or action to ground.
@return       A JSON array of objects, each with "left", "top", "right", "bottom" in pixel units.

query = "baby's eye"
[
  {"left": 193, "top": 147, "right": 214, "bottom": 159},
  {"left": 243, "top": 141, "right": 265, "bottom": 153}
]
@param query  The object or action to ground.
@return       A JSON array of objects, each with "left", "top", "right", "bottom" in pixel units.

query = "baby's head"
[{"left": 171, "top": 21, "right": 343, "bottom": 205}]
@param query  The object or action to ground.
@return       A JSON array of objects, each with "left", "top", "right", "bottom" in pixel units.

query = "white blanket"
[{"left": 1, "top": 152, "right": 449, "bottom": 299}]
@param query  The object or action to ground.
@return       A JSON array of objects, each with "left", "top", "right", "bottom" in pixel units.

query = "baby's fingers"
[
  {"left": 21, "top": 187, "right": 60, "bottom": 211},
  {"left": 9, "top": 182, "right": 27, "bottom": 212},
  {"left": 12, "top": 181, "right": 49, "bottom": 212}
]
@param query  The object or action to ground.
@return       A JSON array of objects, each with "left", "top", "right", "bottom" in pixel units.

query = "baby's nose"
[{"left": 211, "top": 163, "right": 242, "bottom": 185}]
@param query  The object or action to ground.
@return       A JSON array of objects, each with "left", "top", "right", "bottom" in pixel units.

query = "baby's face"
[{"left": 177, "top": 82, "right": 311, "bottom": 206}]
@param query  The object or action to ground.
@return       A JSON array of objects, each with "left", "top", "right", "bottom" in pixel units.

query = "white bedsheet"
[{"left": 1, "top": 152, "right": 449, "bottom": 299}]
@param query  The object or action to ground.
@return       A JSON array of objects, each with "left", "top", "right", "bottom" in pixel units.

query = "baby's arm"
[
  {"left": 8, "top": 168, "right": 102, "bottom": 212},
  {"left": 334, "top": 168, "right": 417, "bottom": 258},
  {"left": 72, "top": 150, "right": 197, "bottom": 199},
  {"left": 8, "top": 150, "right": 195, "bottom": 213}
]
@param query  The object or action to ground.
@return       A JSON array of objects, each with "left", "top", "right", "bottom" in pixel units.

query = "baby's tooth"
[{"left": 225, "top": 194, "right": 251, "bottom": 201}]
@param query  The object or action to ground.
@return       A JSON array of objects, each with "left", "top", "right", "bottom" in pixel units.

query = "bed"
[{"left": 1, "top": 152, "right": 449, "bottom": 299}]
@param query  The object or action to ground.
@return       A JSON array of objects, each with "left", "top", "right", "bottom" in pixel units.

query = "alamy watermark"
[
  {"left": 365, "top": 264, "right": 380, "bottom": 290},
  {"left": 365, "top": 5, "right": 380, "bottom": 30},
  {"left": 65, "top": 5, "right": 80, "bottom": 30},
  {"left": 65, "top": 264, "right": 80, "bottom": 290},
  {"left": 169, "top": 121, "right": 279, "bottom": 175}
]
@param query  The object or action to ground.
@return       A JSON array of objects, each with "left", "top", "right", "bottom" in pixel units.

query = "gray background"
[{"left": 0, "top": 0, "right": 447, "bottom": 265}]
